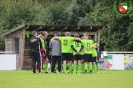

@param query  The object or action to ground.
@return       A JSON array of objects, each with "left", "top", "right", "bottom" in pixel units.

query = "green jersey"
[
  {"left": 81, "top": 39, "right": 93, "bottom": 54},
  {"left": 71, "top": 41, "right": 83, "bottom": 55},
  {"left": 59, "top": 37, "right": 74, "bottom": 53},
  {"left": 91, "top": 43, "right": 97, "bottom": 57},
  {"left": 40, "top": 38, "right": 45, "bottom": 48}
]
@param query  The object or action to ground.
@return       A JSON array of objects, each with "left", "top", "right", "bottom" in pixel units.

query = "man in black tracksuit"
[{"left": 30, "top": 31, "right": 42, "bottom": 74}]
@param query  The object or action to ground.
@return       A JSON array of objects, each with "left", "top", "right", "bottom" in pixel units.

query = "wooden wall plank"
[
  {"left": 6, "top": 30, "right": 21, "bottom": 38},
  {"left": 6, "top": 34, "right": 21, "bottom": 38},
  {"left": 5, "top": 38, "right": 13, "bottom": 51}
]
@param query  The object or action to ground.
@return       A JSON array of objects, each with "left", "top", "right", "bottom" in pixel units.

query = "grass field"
[{"left": 0, "top": 70, "right": 133, "bottom": 88}]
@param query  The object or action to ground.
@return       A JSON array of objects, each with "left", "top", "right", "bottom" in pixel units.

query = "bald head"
[{"left": 65, "top": 32, "right": 71, "bottom": 36}]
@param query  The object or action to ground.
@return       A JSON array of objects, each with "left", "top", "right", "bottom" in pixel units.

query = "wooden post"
[
  {"left": 94, "top": 32, "right": 97, "bottom": 41},
  {"left": 19, "top": 31, "right": 22, "bottom": 69},
  {"left": 20, "top": 29, "right": 25, "bottom": 69},
  {"left": 97, "top": 28, "right": 100, "bottom": 52},
  {"left": 20, "top": 28, "right": 27, "bottom": 69}
]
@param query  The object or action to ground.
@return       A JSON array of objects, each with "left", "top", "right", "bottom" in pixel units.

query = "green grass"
[{"left": 0, "top": 70, "right": 133, "bottom": 88}]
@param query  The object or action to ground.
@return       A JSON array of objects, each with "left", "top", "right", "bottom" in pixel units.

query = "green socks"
[
  {"left": 88, "top": 62, "right": 92, "bottom": 72},
  {"left": 76, "top": 64, "right": 78, "bottom": 71},
  {"left": 63, "top": 64, "right": 66, "bottom": 73},
  {"left": 96, "top": 64, "right": 99, "bottom": 72},
  {"left": 73, "top": 65, "right": 77, "bottom": 74},
  {"left": 84, "top": 62, "right": 88, "bottom": 71},
  {"left": 81, "top": 64, "right": 84, "bottom": 73},
  {"left": 44, "top": 63, "right": 48, "bottom": 72},
  {"left": 72, "top": 64, "right": 74, "bottom": 71},
  {"left": 55, "top": 63, "right": 58, "bottom": 71},
  {"left": 78, "top": 65, "right": 81, "bottom": 73},
  {"left": 92, "top": 65, "right": 96, "bottom": 73},
  {"left": 73, "top": 64, "right": 81, "bottom": 74},
  {"left": 69, "top": 64, "right": 72, "bottom": 73}
]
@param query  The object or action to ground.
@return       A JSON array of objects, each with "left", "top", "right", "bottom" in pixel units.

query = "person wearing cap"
[{"left": 49, "top": 31, "right": 62, "bottom": 73}]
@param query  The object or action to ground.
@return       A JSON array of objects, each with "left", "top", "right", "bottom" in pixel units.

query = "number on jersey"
[
  {"left": 63, "top": 40, "right": 68, "bottom": 45},
  {"left": 87, "top": 43, "right": 90, "bottom": 47},
  {"left": 75, "top": 42, "right": 80, "bottom": 47}
]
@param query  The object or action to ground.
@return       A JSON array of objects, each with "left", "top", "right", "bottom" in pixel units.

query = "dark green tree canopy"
[{"left": 0, "top": 0, "right": 133, "bottom": 51}]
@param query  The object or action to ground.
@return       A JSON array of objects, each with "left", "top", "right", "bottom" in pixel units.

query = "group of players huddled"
[{"left": 30, "top": 30, "right": 99, "bottom": 74}]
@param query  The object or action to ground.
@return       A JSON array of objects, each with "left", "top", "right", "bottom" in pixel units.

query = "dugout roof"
[{"left": 2, "top": 24, "right": 107, "bottom": 36}]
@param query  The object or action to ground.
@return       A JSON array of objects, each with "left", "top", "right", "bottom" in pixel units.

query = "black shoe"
[{"left": 89, "top": 70, "right": 92, "bottom": 74}]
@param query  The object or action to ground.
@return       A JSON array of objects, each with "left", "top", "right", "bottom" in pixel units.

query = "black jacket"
[{"left": 30, "top": 36, "right": 40, "bottom": 51}]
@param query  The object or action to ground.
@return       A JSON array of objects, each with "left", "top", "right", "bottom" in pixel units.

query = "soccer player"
[
  {"left": 81, "top": 32, "right": 93, "bottom": 73},
  {"left": 96, "top": 46, "right": 100, "bottom": 73},
  {"left": 53, "top": 32, "right": 80, "bottom": 73},
  {"left": 40, "top": 33, "right": 46, "bottom": 71},
  {"left": 80, "top": 36, "right": 85, "bottom": 73},
  {"left": 36, "top": 31, "right": 45, "bottom": 72},
  {"left": 43, "top": 31, "right": 49, "bottom": 73},
  {"left": 30, "top": 31, "right": 43, "bottom": 74},
  {"left": 91, "top": 41, "right": 98, "bottom": 73},
  {"left": 71, "top": 33, "right": 84, "bottom": 74},
  {"left": 49, "top": 32, "right": 62, "bottom": 73}
]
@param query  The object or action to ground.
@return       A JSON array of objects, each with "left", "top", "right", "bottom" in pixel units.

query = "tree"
[
  {"left": 0, "top": 0, "right": 45, "bottom": 50},
  {"left": 1, "top": 0, "right": 45, "bottom": 30},
  {"left": 43, "top": 1, "right": 69, "bottom": 25},
  {"left": 67, "top": 0, "right": 96, "bottom": 25},
  {"left": 89, "top": 0, "right": 133, "bottom": 51}
]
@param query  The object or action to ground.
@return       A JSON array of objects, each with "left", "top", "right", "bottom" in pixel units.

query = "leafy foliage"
[
  {"left": 0, "top": 0, "right": 133, "bottom": 51},
  {"left": 0, "top": 0, "right": 45, "bottom": 50}
]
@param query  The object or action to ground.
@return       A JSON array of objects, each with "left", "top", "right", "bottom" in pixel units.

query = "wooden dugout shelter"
[{"left": 2, "top": 24, "right": 107, "bottom": 70}]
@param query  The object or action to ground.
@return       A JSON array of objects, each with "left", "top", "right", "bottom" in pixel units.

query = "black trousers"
[
  {"left": 31, "top": 50, "right": 41, "bottom": 73},
  {"left": 51, "top": 56, "right": 61, "bottom": 72}
]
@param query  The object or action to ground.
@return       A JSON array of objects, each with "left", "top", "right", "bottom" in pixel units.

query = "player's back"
[
  {"left": 72, "top": 40, "right": 83, "bottom": 55},
  {"left": 30, "top": 36, "right": 40, "bottom": 51},
  {"left": 81, "top": 39, "right": 93, "bottom": 54},
  {"left": 59, "top": 36, "right": 74, "bottom": 53}
]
